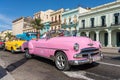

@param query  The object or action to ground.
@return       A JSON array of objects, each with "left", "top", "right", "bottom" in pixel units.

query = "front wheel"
[
  {"left": 55, "top": 52, "right": 70, "bottom": 71},
  {"left": 25, "top": 49, "right": 32, "bottom": 59},
  {"left": 11, "top": 48, "right": 15, "bottom": 54}
]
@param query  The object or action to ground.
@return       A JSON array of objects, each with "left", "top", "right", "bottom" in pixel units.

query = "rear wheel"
[
  {"left": 55, "top": 52, "right": 70, "bottom": 71},
  {"left": 3, "top": 46, "right": 6, "bottom": 51},
  {"left": 11, "top": 48, "right": 15, "bottom": 54},
  {"left": 25, "top": 49, "right": 32, "bottom": 59}
]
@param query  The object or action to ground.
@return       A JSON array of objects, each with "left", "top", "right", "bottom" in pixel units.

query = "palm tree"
[
  {"left": 4, "top": 32, "right": 13, "bottom": 40},
  {"left": 31, "top": 18, "right": 44, "bottom": 39}
]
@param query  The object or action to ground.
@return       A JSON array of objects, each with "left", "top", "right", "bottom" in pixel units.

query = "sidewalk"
[
  {"left": 101, "top": 47, "right": 119, "bottom": 54},
  {"left": 0, "top": 59, "right": 15, "bottom": 80}
]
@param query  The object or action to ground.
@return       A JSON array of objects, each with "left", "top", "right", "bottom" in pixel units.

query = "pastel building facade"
[
  {"left": 61, "top": 7, "right": 88, "bottom": 36},
  {"left": 50, "top": 8, "right": 64, "bottom": 30},
  {"left": 33, "top": 9, "right": 54, "bottom": 35},
  {"left": 78, "top": 0, "right": 120, "bottom": 47},
  {"left": 12, "top": 17, "right": 33, "bottom": 35}
]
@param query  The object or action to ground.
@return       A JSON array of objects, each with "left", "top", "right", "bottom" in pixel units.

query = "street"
[{"left": 0, "top": 49, "right": 120, "bottom": 80}]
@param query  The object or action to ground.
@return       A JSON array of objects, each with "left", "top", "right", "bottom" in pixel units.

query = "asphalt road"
[{"left": 0, "top": 49, "right": 120, "bottom": 80}]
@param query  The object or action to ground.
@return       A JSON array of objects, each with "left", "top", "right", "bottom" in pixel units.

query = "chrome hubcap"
[
  {"left": 56, "top": 55, "right": 66, "bottom": 69},
  {"left": 25, "top": 50, "right": 31, "bottom": 58}
]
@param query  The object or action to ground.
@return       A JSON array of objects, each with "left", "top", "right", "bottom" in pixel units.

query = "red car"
[{"left": 0, "top": 40, "right": 4, "bottom": 48}]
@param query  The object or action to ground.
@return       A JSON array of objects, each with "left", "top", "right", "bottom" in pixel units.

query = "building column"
[
  {"left": 86, "top": 31, "right": 89, "bottom": 37},
  {"left": 107, "top": 30, "right": 112, "bottom": 47},
  {"left": 96, "top": 31, "right": 100, "bottom": 42}
]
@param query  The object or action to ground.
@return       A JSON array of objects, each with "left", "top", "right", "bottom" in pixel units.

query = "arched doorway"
[
  {"left": 89, "top": 31, "right": 96, "bottom": 41},
  {"left": 81, "top": 32, "right": 86, "bottom": 36},
  {"left": 112, "top": 29, "right": 120, "bottom": 47},
  {"left": 99, "top": 30, "right": 108, "bottom": 47}
]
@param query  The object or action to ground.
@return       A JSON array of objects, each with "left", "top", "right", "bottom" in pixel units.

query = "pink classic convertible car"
[{"left": 21, "top": 30, "right": 103, "bottom": 70}]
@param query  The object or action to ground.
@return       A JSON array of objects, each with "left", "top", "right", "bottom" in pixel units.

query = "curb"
[
  {"left": 0, "top": 59, "right": 15, "bottom": 80},
  {"left": 101, "top": 47, "right": 119, "bottom": 54}
]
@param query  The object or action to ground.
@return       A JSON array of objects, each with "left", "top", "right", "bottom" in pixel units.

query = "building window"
[
  {"left": 51, "top": 17, "right": 53, "bottom": 22},
  {"left": 55, "top": 26, "right": 56, "bottom": 30},
  {"left": 59, "top": 15, "right": 61, "bottom": 21},
  {"left": 55, "top": 16, "right": 57, "bottom": 22},
  {"left": 58, "top": 26, "right": 60, "bottom": 30},
  {"left": 91, "top": 18, "right": 94, "bottom": 28},
  {"left": 81, "top": 20, "right": 85, "bottom": 28},
  {"left": 114, "top": 13, "right": 119, "bottom": 24},
  {"left": 74, "top": 15, "right": 77, "bottom": 23},
  {"left": 64, "top": 18, "right": 66, "bottom": 24},
  {"left": 101, "top": 16, "right": 106, "bottom": 27},
  {"left": 46, "top": 15, "right": 48, "bottom": 19},
  {"left": 69, "top": 17, "right": 71, "bottom": 24}
]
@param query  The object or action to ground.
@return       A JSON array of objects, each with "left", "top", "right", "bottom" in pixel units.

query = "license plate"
[{"left": 92, "top": 56, "right": 101, "bottom": 61}]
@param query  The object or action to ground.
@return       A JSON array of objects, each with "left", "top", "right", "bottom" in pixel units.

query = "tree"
[
  {"left": 31, "top": 18, "right": 44, "bottom": 39},
  {"left": 4, "top": 32, "right": 13, "bottom": 40}
]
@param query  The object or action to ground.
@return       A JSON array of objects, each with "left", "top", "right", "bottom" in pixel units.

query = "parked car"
[
  {"left": 3, "top": 39, "right": 26, "bottom": 53},
  {"left": 0, "top": 40, "right": 4, "bottom": 48},
  {"left": 21, "top": 30, "right": 103, "bottom": 71},
  {"left": 118, "top": 49, "right": 120, "bottom": 53},
  {"left": 16, "top": 32, "right": 37, "bottom": 41}
]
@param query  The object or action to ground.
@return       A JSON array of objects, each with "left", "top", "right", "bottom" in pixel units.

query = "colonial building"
[
  {"left": 33, "top": 9, "right": 54, "bottom": 35},
  {"left": 78, "top": 0, "right": 120, "bottom": 47},
  {"left": 34, "top": 9, "right": 54, "bottom": 23},
  {"left": 61, "top": 7, "right": 88, "bottom": 36},
  {"left": 50, "top": 8, "right": 64, "bottom": 30},
  {"left": 12, "top": 17, "right": 33, "bottom": 35}
]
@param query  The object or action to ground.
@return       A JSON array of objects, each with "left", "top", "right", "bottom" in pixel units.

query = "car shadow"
[
  {"left": 111, "top": 56, "right": 120, "bottom": 60},
  {"left": 33, "top": 56, "right": 55, "bottom": 66},
  {"left": 4, "top": 50, "right": 24, "bottom": 54},
  {"left": 33, "top": 56, "right": 99, "bottom": 71},
  {"left": 0, "top": 48, "right": 3, "bottom": 51},
  {"left": 5, "top": 58, "right": 28, "bottom": 72},
  {"left": 70, "top": 62, "right": 99, "bottom": 71}
]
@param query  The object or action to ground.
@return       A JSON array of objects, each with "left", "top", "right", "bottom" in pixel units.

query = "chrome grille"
[{"left": 80, "top": 47, "right": 99, "bottom": 57}]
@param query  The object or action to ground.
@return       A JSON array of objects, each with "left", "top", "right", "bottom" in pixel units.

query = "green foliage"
[
  {"left": 4, "top": 32, "right": 13, "bottom": 40},
  {"left": 31, "top": 18, "right": 44, "bottom": 39},
  {"left": 31, "top": 19, "right": 44, "bottom": 31}
]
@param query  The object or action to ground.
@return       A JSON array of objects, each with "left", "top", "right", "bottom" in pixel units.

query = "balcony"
[
  {"left": 61, "top": 22, "right": 78, "bottom": 29},
  {"left": 50, "top": 20, "right": 61, "bottom": 26},
  {"left": 96, "top": 24, "right": 107, "bottom": 27},
  {"left": 111, "top": 23, "right": 120, "bottom": 26},
  {"left": 79, "top": 24, "right": 107, "bottom": 31}
]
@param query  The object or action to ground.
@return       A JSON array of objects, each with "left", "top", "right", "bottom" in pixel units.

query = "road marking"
[
  {"left": 63, "top": 71, "right": 94, "bottom": 80},
  {"left": 98, "top": 61, "right": 120, "bottom": 68}
]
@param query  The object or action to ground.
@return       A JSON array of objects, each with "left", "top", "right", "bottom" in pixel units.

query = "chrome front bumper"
[
  {"left": 14, "top": 47, "right": 22, "bottom": 52},
  {"left": 69, "top": 53, "right": 103, "bottom": 65}
]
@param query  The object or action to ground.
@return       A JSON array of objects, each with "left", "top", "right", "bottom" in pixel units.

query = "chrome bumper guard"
[{"left": 69, "top": 53, "right": 103, "bottom": 65}]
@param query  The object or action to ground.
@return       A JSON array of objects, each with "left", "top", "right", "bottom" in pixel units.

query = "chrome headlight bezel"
[
  {"left": 14, "top": 44, "right": 18, "bottom": 47},
  {"left": 73, "top": 43, "right": 79, "bottom": 51}
]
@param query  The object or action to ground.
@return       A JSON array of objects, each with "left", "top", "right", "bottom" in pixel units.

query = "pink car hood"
[{"left": 47, "top": 36, "right": 100, "bottom": 49}]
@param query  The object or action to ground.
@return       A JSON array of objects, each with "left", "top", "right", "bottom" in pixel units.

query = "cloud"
[
  {"left": 0, "top": 14, "right": 12, "bottom": 24},
  {"left": 0, "top": 24, "right": 12, "bottom": 31},
  {"left": 0, "top": 14, "right": 12, "bottom": 31}
]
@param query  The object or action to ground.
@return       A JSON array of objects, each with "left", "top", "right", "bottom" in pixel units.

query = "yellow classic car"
[{"left": 3, "top": 40, "right": 26, "bottom": 53}]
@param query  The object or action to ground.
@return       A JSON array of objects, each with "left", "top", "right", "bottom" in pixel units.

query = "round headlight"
[
  {"left": 15, "top": 44, "right": 18, "bottom": 47},
  {"left": 74, "top": 43, "right": 79, "bottom": 51}
]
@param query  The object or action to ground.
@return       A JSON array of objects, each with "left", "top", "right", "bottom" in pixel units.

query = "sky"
[{"left": 0, "top": 0, "right": 116, "bottom": 32}]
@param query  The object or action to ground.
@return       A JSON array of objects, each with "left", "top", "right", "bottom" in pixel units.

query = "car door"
[{"left": 34, "top": 38, "right": 51, "bottom": 58}]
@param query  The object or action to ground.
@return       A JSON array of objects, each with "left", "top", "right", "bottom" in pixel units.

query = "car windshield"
[
  {"left": 41, "top": 30, "right": 72, "bottom": 39},
  {"left": 27, "top": 32, "right": 37, "bottom": 37}
]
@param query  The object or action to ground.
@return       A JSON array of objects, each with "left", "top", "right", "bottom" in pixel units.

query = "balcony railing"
[
  {"left": 111, "top": 23, "right": 120, "bottom": 26},
  {"left": 79, "top": 24, "right": 107, "bottom": 30},
  {"left": 61, "top": 22, "right": 78, "bottom": 28},
  {"left": 50, "top": 20, "right": 61, "bottom": 24}
]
